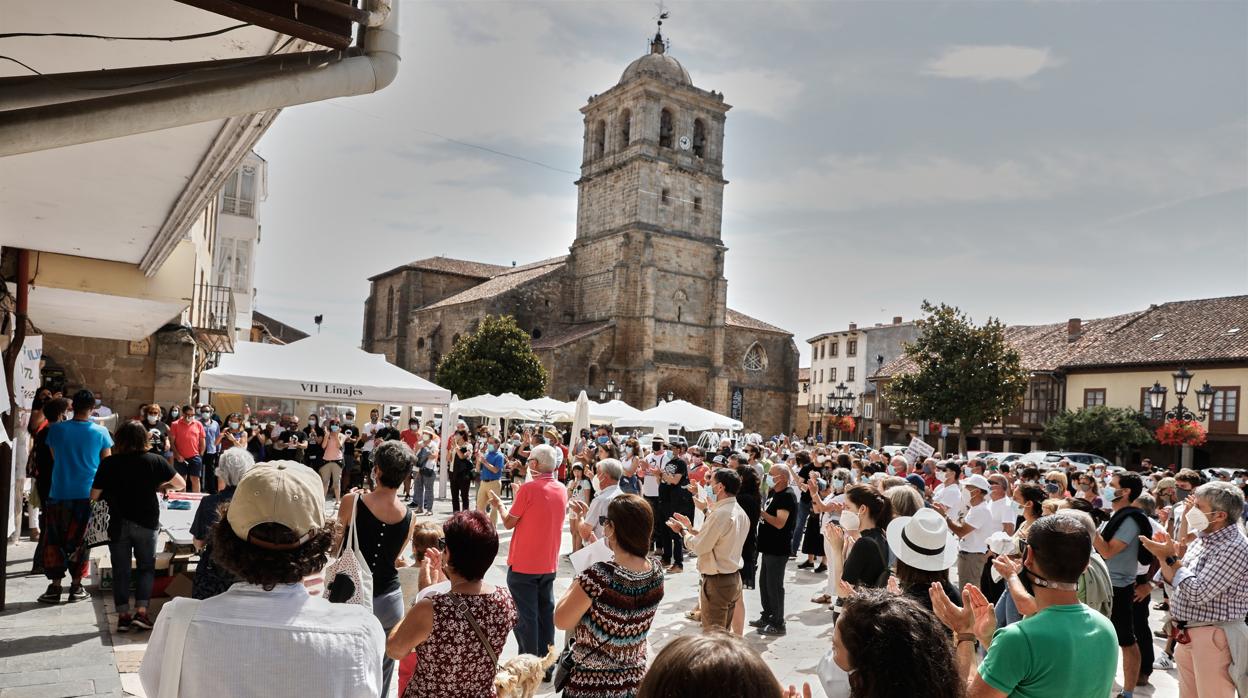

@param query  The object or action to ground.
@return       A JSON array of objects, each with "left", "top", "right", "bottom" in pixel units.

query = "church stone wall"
[
  {"left": 723, "top": 326, "right": 800, "bottom": 435},
  {"left": 536, "top": 329, "right": 616, "bottom": 401}
]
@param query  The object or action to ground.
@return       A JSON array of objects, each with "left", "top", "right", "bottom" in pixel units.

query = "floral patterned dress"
[{"left": 403, "top": 587, "right": 518, "bottom": 698}]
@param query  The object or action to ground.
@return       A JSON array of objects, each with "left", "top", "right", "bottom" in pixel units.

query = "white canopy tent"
[
  {"left": 613, "top": 399, "right": 744, "bottom": 433},
  {"left": 451, "top": 393, "right": 533, "bottom": 420},
  {"left": 200, "top": 335, "right": 456, "bottom": 494},
  {"left": 200, "top": 335, "right": 452, "bottom": 406}
]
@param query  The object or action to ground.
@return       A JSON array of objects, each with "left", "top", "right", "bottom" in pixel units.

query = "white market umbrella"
[
  {"left": 571, "top": 390, "right": 591, "bottom": 440},
  {"left": 613, "top": 399, "right": 744, "bottom": 432},
  {"left": 523, "top": 396, "right": 573, "bottom": 423},
  {"left": 592, "top": 399, "right": 643, "bottom": 424}
]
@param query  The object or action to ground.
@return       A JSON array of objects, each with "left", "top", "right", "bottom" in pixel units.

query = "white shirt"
[
  {"left": 140, "top": 583, "right": 385, "bottom": 698},
  {"left": 584, "top": 484, "right": 624, "bottom": 537},
  {"left": 934, "top": 482, "right": 964, "bottom": 518},
  {"left": 361, "top": 420, "right": 381, "bottom": 451},
  {"left": 988, "top": 496, "right": 1016, "bottom": 529},
  {"left": 958, "top": 500, "right": 998, "bottom": 554},
  {"left": 642, "top": 452, "right": 670, "bottom": 497}
]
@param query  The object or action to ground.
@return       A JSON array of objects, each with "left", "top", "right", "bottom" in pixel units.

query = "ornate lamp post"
[
  {"left": 597, "top": 379, "right": 623, "bottom": 402},
  {"left": 1147, "top": 367, "right": 1216, "bottom": 467},
  {"left": 828, "top": 382, "right": 856, "bottom": 442}
]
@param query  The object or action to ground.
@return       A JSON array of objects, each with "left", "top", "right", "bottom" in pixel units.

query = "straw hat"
[{"left": 885, "top": 508, "right": 959, "bottom": 572}]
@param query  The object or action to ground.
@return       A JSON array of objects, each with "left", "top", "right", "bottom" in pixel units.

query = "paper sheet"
[{"left": 568, "top": 536, "right": 614, "bottom": 575}]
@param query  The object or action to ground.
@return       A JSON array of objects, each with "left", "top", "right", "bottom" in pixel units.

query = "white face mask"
[
  {"left": 1185, "top": 506, "right": 1210, "bottom": 533},
  {"left": 817, "top": 650, "right": 852, "bottom": 698},
  {"left": 840, "top": 509, "right": 861, "bottom": 531},
  {"left": 146, "top": 415, "right": 158, "bottom": 424}
]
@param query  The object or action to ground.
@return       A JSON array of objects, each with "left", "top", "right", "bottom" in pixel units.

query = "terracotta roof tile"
[
  {"left": 531, "top": 321, "right": 613, "bottom": 350},
  {"left": 873, "top": 311, "right": 1143, "bottom": 378},
  {"left": 421, "top": 257, "right": 568, "bottom": 310},
  {"left": 1062, "top": 295, "right": 1248, "bottom": 368},
  {"left": 369, "top": 256, "right": 509, "bottom": 281},
  {"left": 726, "top": 308, "right": 792, "bottom": 335}
]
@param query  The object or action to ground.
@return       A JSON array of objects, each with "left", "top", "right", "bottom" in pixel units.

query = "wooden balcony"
[{"left": 190, "top": 283, "right": 235, "bottom": 356}]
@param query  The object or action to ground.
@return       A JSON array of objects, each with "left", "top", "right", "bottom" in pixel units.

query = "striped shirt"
[{"left": 1169, "top": 523, "right": 1248, "bottom": 624}]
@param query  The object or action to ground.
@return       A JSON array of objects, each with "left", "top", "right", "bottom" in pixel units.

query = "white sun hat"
[{"left": 886, "top": 508, "right": 959, "bottom": 572}]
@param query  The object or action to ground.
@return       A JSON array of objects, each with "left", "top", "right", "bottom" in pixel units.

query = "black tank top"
[{"left": 350, "top": 497, "right": 411, "bottom": 596}]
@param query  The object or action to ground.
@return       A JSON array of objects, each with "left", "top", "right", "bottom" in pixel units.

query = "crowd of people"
[{"left": 21, "top": 386, "right": 1248, "bottom": 697}]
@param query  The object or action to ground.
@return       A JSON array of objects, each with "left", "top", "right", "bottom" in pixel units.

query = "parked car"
[
  {"left": 880, "top": 444, "right": 909, "bottom": 458},
  {"left": 1020, "top": 451, "right": 1063, "bottom": 465},
  {"left": 827, "top": 440, "right": 870, "bottom": 452},
  {"left": 987, "top": 452, "right": 1025, "bottom": 464},
  {"left": 1052, "top": 452, "right": 1113, "bottom": 470}
]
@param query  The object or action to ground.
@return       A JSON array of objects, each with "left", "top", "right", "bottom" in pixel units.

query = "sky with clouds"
[{"left": 252, "top": 1, "right": 1247, "bottom": 365}]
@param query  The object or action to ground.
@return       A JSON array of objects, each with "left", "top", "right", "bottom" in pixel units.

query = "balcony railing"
[{"left": 190, "top": 283, "right": 235, "bottom": 355}]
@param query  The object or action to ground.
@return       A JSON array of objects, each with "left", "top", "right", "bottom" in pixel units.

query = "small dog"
[{"left": 495, "top": 644, "right": 559, "bottom": 698}]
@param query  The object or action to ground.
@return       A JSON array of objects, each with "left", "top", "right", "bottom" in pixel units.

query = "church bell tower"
[{"left": 566, "top": 24, "right": 732, "bottom": 408}]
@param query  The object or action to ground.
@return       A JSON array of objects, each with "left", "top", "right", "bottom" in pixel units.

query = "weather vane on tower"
[{"left": 651, "top": 1, "right": 671, "bottom": 54}]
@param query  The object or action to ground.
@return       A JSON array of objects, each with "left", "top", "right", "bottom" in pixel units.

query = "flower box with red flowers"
[{"left": 1155, "top": 419, "right": 1207, "bottom": 447}]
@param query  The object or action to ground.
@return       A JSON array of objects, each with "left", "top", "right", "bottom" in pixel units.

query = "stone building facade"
[{"left": 362, "top": 32, "right": 799, "bottom": 435}]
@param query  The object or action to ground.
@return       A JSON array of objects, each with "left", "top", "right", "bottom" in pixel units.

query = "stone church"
[{"left": 362, "top": 31, "right": 799, "bottom": 435}]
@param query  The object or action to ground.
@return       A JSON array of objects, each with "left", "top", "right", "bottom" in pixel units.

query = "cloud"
[
  {"left": 697, "top": 68, "right": 804, "bottom": 119},
  {"left": 922, "top": 45, "right": 1063, "bottom": 82}
]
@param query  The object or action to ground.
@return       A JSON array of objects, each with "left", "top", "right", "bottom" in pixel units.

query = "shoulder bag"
[
  {"left": 324, "top": 496, "right": 373, "bottom": 606},
  {"left": 83, "top": 498, "right": 111, "bottom": 549},
  {"left": 454, "top": 593, "right": 498, "bottom": 667}
]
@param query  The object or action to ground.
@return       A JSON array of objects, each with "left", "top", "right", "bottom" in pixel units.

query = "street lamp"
[
  {"left": 597, "top": 379, "right": 622, "bottom": 402},
  {"left": 827, "top": 383, "right": 856, "bottom": 442},
  {"left": 1149, "top": 367, "right": 1213, "bottom": 422}
]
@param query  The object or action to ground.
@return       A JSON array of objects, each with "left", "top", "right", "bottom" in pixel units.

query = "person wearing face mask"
[
  {"left": 475, "top": 435, "right": 506, "bottom": 525},
  {"left": 832, "top": 484, "right": 894, "bottom": 623},
  {"left": 1140, "top": 481, "right": 1248, "bottom": 698},
  {"left": 1092, "top": 472, "right": 1151, "bottom": 698},
  {"left": 558, "top": 494, "right": 665, "bottom": 697},
  {"left": 142, "top": 404, "right": 170, "bottom": 458},
  {"left": 931, "top": 514, "right": 1119, "bottom": 698},
  {"left": 751, "top": 465, "right": 797, "bottom": 636},
  {"left": 169, "top": 405, "right": 207, "bottom": 493},
  {"left": 932, "top": 462, "right": 964, "bottom": 518},
  {"left": 669, "top": 469, "right": 749, "bottom": 633},
  {"left": 217, "top": 413, "right": 247, "bottom": 452},
  {"left": 198, "top": 405, "right": 220, "bottom": 494},
  {"left": 809, "top": 468, "right": 849, "bottom": 606},
  {"left": 320, "top": 418, "right": 346, "bottom": 505},
  {"left": 572, "top": 458, "right": 624, "bottom": 546},
  {"left": 302, "top": 413, "right": 325, "bottom": 472},
  {"left": 941, "top": 474, "right": 997, "bottom": 590}
]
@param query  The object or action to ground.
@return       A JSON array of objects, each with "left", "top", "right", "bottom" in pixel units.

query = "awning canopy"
[
  {"left": 613, "top": 399, "right": 744, "bottom": 432},
  {"left": 200, "top": 334, "right": 452, "bottom": 405}
]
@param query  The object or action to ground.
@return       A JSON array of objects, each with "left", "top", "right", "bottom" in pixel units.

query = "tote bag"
[
  {"left": 324, "top": 497, "right": 373, "bottom": 607},
  {"left": 83, "top": 499, "right": 111, "bottom": 549}
]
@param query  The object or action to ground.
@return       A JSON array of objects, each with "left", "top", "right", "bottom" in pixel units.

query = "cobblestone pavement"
[{"left": 0, "top": 495, "right": 1182, "bottom": 697}]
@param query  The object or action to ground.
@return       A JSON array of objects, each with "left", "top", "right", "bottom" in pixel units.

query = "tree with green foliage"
[
  {"left": 435, "top": 315, "right": 548, "bottom": 399},
  {"left": 1043, "top": 406, "right": 1154, "bottom": 462},
  {"left": 884, "top": 301, "right": 1030, "bottom": 454}
]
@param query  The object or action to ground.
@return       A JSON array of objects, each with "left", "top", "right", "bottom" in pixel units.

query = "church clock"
[{"left": 678, "top": 135, "right": 691, "bottom": 150}]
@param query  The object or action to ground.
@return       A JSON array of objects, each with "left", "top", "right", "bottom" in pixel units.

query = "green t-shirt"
[{"left": 979, "top": 603, "right": 1117, "bottom": 698}]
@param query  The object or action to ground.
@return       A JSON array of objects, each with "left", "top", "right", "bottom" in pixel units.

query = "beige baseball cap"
[{"left": 226, "top": 461, "right": 325, "bottom": 549}]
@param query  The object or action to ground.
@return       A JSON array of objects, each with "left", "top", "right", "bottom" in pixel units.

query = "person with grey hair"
[
  {"left": 489, "top": 443, "right": 568, "bottom": 671},
  {"left": 190, "top": 447, "right": 256, "bottom": 599},
  {"left": 572, "top": 458, "right": 625, "bottom": 541},
  {"left": 1140, "top": 481, "right": 1248, "bottom": 698}
]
